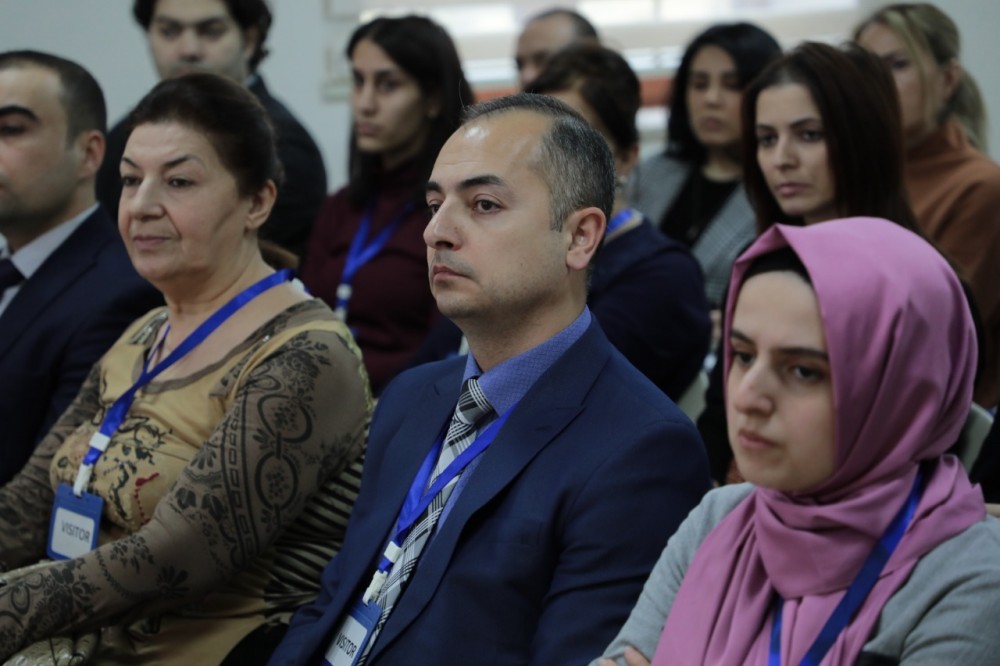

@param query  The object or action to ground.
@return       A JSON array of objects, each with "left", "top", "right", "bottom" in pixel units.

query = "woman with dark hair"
[
  {"left": 301, "top": 15, "right": 473, "bottom": 395},
  {"left": 596, "top": 217, "right": 1000, "bottom": 666},
  {"left": 629, "top": 22, "right": 780, "bottom": 308},
  {"left": 698, "top": 42, "right": 928, "bottom": 484},
  {"left": 528, "top": 44, "right": 711, "bottom": 400},
  {"left": 741, "top": 41, "right": 918, "bottom": 233},
  {"left": 855, "top": 3, "right": 1000, "bottom": 408},
  {"left": 0, "top": 73, "right": 371, "bottom": 665}
]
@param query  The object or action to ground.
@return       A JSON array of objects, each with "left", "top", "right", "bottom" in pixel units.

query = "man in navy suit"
[
  {"left": 268, "top": 94, "right": 711, "bottom": 666},
  {"left": 0, "top": 51, "right": 160, "bottom": 484}
]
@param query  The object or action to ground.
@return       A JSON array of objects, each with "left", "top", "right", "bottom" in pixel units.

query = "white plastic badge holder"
[
  {"left": 47, "top": 484, "right": 102, "bottom": 560},
  {"left": 324, "top": 600, "right": 381, "bottom": 666}
]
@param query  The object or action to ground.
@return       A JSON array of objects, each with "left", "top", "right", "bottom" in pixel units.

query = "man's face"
[
  {"left": 424, "top": 112, "right": 577, "bottom": 332},
  {"left": 515, "top": 15, "right": 580, "bottom": 90},
  {"left": 0, "top": 64, "right": 83, "bottom": 245},
  {"left": 146, "top": 0, "right": 255, "bottom": 82}
]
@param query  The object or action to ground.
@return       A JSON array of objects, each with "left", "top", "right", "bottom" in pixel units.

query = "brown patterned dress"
[{"left": 0, "top": 299, "right": 371, "bottom": 664}]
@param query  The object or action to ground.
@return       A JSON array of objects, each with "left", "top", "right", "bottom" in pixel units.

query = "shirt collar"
[
  {"left": 8, "top": 203, "right": 98, "bottom": 279},
  {"left": 462, "top": 308, "right": 592, "bottom": 415}
]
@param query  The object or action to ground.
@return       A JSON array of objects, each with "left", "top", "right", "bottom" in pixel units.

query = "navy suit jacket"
[
  {"left": 0, "top": 206, "right": 161, "bottom": 483},
  {"left": 269, "top": 320, "right": 710, "bottom": 665}
]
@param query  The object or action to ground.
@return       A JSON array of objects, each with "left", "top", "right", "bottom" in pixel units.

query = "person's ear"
[
  {"left": 76, "top": 130, "right": 105, "bottom": 180},
  {"left": 246, "top": 179, "right": 278, "bottom": 232},
  {"left": 941, "top": 58, "right": 962, "bottom": 102},
  {"left": 564, "top": 206, "right": 605, "bottom": 271}
]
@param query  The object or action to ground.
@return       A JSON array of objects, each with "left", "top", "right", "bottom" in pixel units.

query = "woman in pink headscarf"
[{"left": 594, "top": 217, "right": 1000, "bottom": 666}]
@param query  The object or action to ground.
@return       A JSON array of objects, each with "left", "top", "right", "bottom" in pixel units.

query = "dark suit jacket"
[
  {"left": 269, "top": 320, "right": 710, "bottom": 665},
  {"left": 0, "top": 206, "right": 161, "bottom": 484},
  {"left": 96, "top": 75, "right": 327, "bottom": 257}
]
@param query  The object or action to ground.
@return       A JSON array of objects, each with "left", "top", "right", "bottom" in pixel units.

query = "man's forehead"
[
  {"left": 152, "top": 0, "right": 235, "bottom": 23},
  {"left": 431, "top": 112, "right": 549, "bottom": 186},
  {"left": 0, "top": 65, "right": 63, "bottom": 118}
]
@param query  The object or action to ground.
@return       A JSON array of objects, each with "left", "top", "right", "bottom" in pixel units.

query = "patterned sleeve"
[
  {"left": 0, "top": 327, "right": 370, "bottom": 659},
  {"left": 0, "top": 364, "right": 103, "bottom": 569}
]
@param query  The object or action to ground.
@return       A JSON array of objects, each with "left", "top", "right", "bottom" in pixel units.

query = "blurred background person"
[
  {"left": 628, "top": 23, "right": 781, "bottom": 311},
  {"left": 855, "top": 2, "right": 1000, "bottom": 408},
  {"left": 97, "top": 0, "right": 327, "bottom": 259},
  {"left": 0, "top": 73, "right": 370, "bottom": 665},
  {"left": 530, "top": 45, "right": 711, "bottom": 400},
  {"left": 515, "top": 6, "right": 599, "bottom": 90},
  {"left": 300, "top": 15, "right": 472, "bottom": 396}
]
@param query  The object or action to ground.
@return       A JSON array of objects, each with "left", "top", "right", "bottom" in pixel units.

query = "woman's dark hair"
[
  {"left": 742, "top": 42, "right": 918, "bottom": 233},
  {"left": 126, "top": 72, "right": 283, "bottom": 197},
  {"left": 666, "top": 22, "right": 781, "bottom": 163},
  {"left": 741, "top": 246, "right": 811, "bottom": 286},
  {"left": 346, "top": 15, "right": 473, "bottom": 207},
  {"left": 527, "top": 43, "right": 641, "bottom": 155}
]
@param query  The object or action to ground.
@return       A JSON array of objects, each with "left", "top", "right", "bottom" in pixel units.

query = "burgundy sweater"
[{"left": 301, "top": 163, "right": 438, "bottom": 394}]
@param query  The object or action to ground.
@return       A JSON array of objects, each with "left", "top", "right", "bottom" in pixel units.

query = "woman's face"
[
  {"left": 350, "top": 38, "right": 437, "bottom": 170},
  {"left": 755, "top": 83, "right": 837, "bottom": 225},
  {"left": 727, "top": 270, "right": 836, "bottom": 493},
  {"left": 856, "top": 22, "right": 955, "bottom": 144},
  {"left": 119, "top": 121, "right": 269, "bottom": 289},
  {"left": 686, "top": 45, "right": 743, "bottom": 150}
]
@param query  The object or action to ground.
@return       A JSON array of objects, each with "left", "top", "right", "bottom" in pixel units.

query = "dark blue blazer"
[
  {"left": 0, "top": 206, "right": 161, "bottom": 483},
  {"left": 269, "top": 320, "right": 710, "bottom": 665}
]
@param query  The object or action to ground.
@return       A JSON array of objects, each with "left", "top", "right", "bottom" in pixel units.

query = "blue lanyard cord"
[
  {"left": 606, "top": 208, "right": 637, "bottom": 237},
  {"left": 336, "top": 200, "right": 417, "bottom": 312},
  {"left": 378, "top": 407, "right": 514, "bottom": 571},
  {"left": 361, "top": 405, "right": 515, "bottom": 604},
  {"left": 769, "top": 469, "right": 924, "bottom": 666},
  {"left": 74, "top": 269, "right": 293, "bottom": 494}
]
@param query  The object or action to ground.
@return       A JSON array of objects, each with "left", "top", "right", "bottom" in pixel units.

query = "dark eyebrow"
[
  {"left": 152, "top": 15, "right": 229, "bottom": 28},
  {"left": 730, "top": 328, "right": 829, "bottom": 362},
  {"left": 426, "top": 174, "right": 506, "bottom": 197},
  {"left": 0, "top": 105, "right": 38, "bottom": 122},
  {"left": 120, "top": 155, "right": 198, "bottom": 170}
]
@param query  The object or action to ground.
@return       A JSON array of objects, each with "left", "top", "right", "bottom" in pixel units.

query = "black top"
[{"left": 659, "top": 168, "right": 739, "bottom": 247}]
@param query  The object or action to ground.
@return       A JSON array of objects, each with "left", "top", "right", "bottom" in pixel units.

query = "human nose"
[
  {"left": 353, "top": 81, "right": 376, "bottom": 116},
  {"left": 729, "top": 361, "right": 774, "bottom": 416},
  {"left": 772, "top": 135, "right": 797, "bottom": 170},
  {"left": 124, "top": 178, "right": 163, "bottom": 221},
  {"left": 423, "top": 200, "right": 460, "bottom": 251},
  {"left": 177, "top": 28, "right": 204, "bottom": 61},
  {"left": 704, "top": 81, "right": 722, "bottom": 105}
]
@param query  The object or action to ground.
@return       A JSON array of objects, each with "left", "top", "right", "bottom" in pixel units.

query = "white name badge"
[
  {"left": 47, "top": 484, "right": 102, "bottom": 560},
  {"left": 324, "top": 601, "right": 381, "bottom": 666}
]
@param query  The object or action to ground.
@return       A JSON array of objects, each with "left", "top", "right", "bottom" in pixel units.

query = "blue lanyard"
[
  {"left": 362, "top": 403, "right": 514, "bottom": 603},
  {"left": 768, "top": 469, "right": 924, "bottom": 666},
  {"left": 605, "top": 208, "right": 637, "bottom": 237},
  {"left": 72, "top": 269, "right": 293, "bottom": 496},
  {"left": 334, "top": 200, "right": 416, "bottom": 317}
]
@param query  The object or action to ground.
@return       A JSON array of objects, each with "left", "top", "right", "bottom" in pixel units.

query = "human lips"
[
  {"left": 773, "top": 182, "right": 808, "bottom": 198},
  {"left": 131, "top": 232, "right": 170, "bottom": 251},
  {"left": 355, "top": 122, "right": 380, "bottom": 138},
  {"left": 735, "top": 428, "right": 778, "bottom": 453}
]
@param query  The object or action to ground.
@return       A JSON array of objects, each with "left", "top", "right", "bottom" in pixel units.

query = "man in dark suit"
[
  {"left": 0, "top": 51, "right": 160, "bottom": 484},
  {"left": 97, "top": 0, "right": 327, "bottom": 257},
  {"left": 268, "top": 94, "right": 710, "bottom": 666}
]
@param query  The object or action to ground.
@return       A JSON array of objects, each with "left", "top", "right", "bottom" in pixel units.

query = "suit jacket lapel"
[
  {"left": 308, "top": 364, "right": 463, "bottom": 655},
  {"left": 370, "top": 323, "right": 612, "bottom": 657},
  {"left": 0, "top": 210, "right": 110, "bottom": 362}
]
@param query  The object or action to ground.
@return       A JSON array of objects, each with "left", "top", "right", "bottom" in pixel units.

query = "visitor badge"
[
  {"left": 47, "top": 484, "right": 102, "bottom": 560},
  {"left": 323, "top": 600, "right": 381, "bottom": 666}
]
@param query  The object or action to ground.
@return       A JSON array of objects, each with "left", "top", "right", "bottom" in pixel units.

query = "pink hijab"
[{"left": 653, "top": 217, "right": 984, "bottom": 665}]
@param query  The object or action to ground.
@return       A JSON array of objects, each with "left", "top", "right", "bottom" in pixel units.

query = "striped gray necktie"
[{"left": 361, "top": 377, "right": 494, "bottom": 661}]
